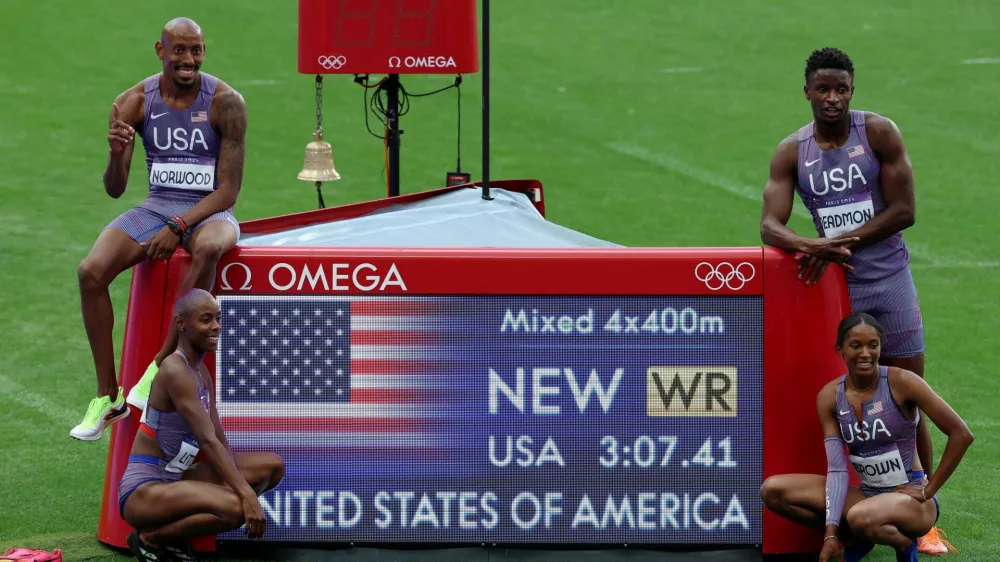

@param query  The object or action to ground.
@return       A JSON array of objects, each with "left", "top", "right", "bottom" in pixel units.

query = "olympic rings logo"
[
  {"left": 317, "top": 55, "right": 347, "bottom": 70},
  {"left": 695, "top": 262, "right": 756, "bottom": 291}
]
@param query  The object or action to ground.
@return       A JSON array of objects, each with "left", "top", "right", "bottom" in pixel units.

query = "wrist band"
[
  {"left": 922, "top": 487, "right": 928, "bottom": 502},
  {"left": 166, "top": 220, "right": 184, "bottom": 240},
  {"left": 167, "top": 216, "right": 190, "bottom": 240},
  {"left": 171, "top": 215, "right": 189, "bottom": 235},
  {"left": 824, "top": 535, "right": 838, "bottom": 541}
]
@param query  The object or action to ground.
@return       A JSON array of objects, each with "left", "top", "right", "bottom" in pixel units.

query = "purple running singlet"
[
  {"left": 794, "top": 110, "right": 923, "bottom": 357},
  {"left": 105, "top": 72, "right": 239, "bottom": 244}
]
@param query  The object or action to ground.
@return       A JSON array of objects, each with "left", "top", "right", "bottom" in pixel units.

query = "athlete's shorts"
[
  {"left": 849, "top": 267, "right": 924, "bottom": 358},
  {"left": 105, "top": 189, "right": 240, "bottom": 245},
  {"left": 118, "top": 454, "right": 167, "bottom": 519}
]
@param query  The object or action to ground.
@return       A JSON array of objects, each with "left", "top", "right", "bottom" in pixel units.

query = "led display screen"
[{"left": 216, "top": 295, "right": 763, "bottom": 544}]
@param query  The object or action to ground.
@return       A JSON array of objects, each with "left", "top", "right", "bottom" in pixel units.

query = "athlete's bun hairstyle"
[
  {"left": 805, "top": 47, "right": 855, "bottom": 83},
  {"left": 836, "top": 312, "right": 885, "bottom": 348},
  {"left": 173, "top": 288, "right": 216, "bottom": 318}
]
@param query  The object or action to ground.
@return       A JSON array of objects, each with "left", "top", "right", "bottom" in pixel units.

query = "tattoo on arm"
[{"left": 216, "top": 90, "right": 247, "bottom": 194}]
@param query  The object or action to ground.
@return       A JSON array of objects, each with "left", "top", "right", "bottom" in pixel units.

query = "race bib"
[
  {"left": 850, "top": 448, "right": 908, "bottom": 488},
  {"left": 149, "top": 160, "right": 215, "bottom": 192},
  {"left": 816, "top": 196, "right": 874, "bottom": 238},
  {"left": 164, "top": 440, "right": 201, "bottom": 473}
]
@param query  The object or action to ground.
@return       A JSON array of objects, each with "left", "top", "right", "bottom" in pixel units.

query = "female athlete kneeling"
[
  {"left": 118, "top": 288, "right": 285, "bottom": 561},
  {"left": 760, "top": 312, "right": 973, "bottom": 562}
]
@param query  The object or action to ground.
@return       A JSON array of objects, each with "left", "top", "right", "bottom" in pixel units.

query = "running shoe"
[
  {"left": 70, "top": 387, "right": 129, "bottom": 441},
  {"left": 918, "top": 526, "right": 954, "bottom": 555},
  {"left": 127, "top": 361, "right": 159, "bottom": 411}
]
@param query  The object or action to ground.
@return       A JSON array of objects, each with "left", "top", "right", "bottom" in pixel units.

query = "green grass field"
[{"left": 1, "top": 0, "right": 998, "bottom": 560}]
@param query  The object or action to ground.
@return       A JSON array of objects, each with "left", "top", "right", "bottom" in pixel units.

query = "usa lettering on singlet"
[
  {"left": 835, "top": 367, "right": 920, "bottom": 490},
  {"left": 792, "top": 110, "right": 910, "bottom": 283},
  {"left": 141, "top": 72, "right": 222, "bottom": 194}
]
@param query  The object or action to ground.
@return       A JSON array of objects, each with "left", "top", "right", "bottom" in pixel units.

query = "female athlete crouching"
[
  {"left": 760, "top": 313, "right": 973, "bottom": 562},
  {"left": 118, "top": 288, "right": 284, "bottom": 561}
]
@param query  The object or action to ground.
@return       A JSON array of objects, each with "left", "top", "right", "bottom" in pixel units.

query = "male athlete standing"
[
  {"left": 72, "top": 18, "right": 245, "bottom": 441},
  {"left": 759, "top": 47, "right": 949, "bottom": 554}
]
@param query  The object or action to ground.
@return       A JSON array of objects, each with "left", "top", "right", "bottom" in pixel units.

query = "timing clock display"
[{"left": 298, "top": 0, "right": 480, "bottom": 74}]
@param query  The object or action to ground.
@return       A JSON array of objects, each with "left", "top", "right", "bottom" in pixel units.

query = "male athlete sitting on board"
[{"left": 72, "top": 18, "right": 245, "bottom": 441}]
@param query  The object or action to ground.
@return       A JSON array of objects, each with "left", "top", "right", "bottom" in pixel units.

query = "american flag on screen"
[{"left": 216, "top": 296, "right": 456, "bottom": 450}]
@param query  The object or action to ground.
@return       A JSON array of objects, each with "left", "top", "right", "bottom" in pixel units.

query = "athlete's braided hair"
[
  {"left": 836, "top": 312, "right": 886, "bottom": 348},
  {"left": 805, "top": 47, "right": 854, "bottom": 83}
]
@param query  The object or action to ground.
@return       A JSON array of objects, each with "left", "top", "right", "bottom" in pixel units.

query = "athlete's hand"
[
  {"left": 108, "top": 103, "right": 134, "bottom": 154},
  {"left": 803, "top": 237, "right": 860, "bottom": 265},
  {"left": 798, "top": 255, "right": 832, "bottom": 285},
  {"left": 894, "top": 484, "right": 928, "bottom": 503},
  {"left": 141, "top": 226, "right": 181, "bottom": 261},
  {"left": 819, "top": 537, "right": 842, "bottom": 562},
  {"left": 241, "top": 496, "right": 267, "bottom": 539}
]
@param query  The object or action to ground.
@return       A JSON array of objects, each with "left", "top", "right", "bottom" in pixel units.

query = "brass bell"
[{"left": 297, "top": 130, "right": 341, "bottom": 182}]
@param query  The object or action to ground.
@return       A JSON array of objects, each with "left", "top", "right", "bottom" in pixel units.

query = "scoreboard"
[
  {"left": 214, "top": 293, "right": 762, "bottom": 543},
  {"left": 97, "top": 184, "right": 851, "bottom": 554},
  {"left": 297, "top": 0, "right": 480, "bottom": 75}
]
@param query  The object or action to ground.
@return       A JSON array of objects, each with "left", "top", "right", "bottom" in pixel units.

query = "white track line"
[
  {"left": 606, "top": 143, "right": 997, "bottom": 269},
  {"left": 911, "top": 261, "right": 999, "bottom": 269},
  {"left": 961, "top": 58, "right": 1000, "bottom": 65},
  {"left": 608, "top": 142, "right": 776, "bottom": 212},
  {"left": 0, "top": 374, "right": 81, "bottom": 427}
]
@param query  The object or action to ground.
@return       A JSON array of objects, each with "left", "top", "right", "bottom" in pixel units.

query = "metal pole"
[
  {"left": 481, "top": 0, "right": 492, "bottom": 200},
  {"left": 386, "top": 74, "right": 401, "bottom": 197}
]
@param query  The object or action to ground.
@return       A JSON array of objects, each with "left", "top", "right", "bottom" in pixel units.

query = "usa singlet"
[
  {"left": 104, "top": 72, "right": 240, "bottom": 246},
  {"left": 835, "top": 366, "right": 922, "bottom": 496},
  {"left": 794, "top": 110, "right": 910, "bottom": 284},
  {"left": 141, "top": 72, "right": 222, "bottom": 195}
]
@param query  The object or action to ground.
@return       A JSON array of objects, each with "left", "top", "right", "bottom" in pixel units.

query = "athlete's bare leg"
[
  {"left": 125, "top": 479, "right": 244, "bottom": 547},
  {"left": 151, "top": 221, "right": 237, "bottom": 366},
  {"left": 78, "top": 228, "right": 148, "bottom": 399},
  {"left": 882, "top": 354, "right": 933, "bottom": 477},
  {"left": 182, "top": 452, "right": 286, "bottom": 494},
  {"left": 760, "top": 474, "right": 867, "bottom": 544},
  {"left": 846, "top": 490, "right": 938, "bottom": 550},
  {"left": 123, "top": 453, "right": 284, "bottom": 547}
]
